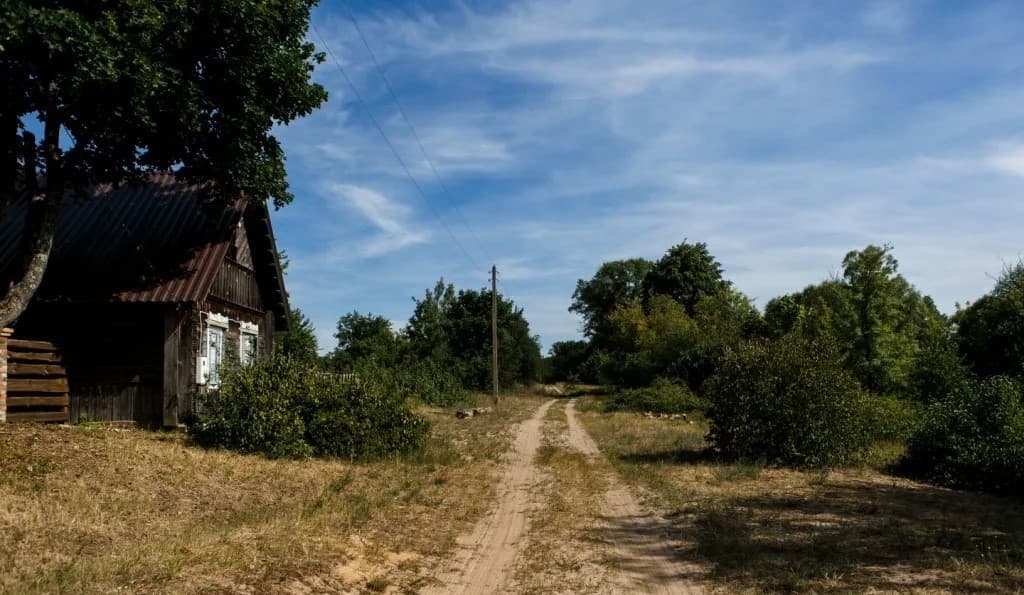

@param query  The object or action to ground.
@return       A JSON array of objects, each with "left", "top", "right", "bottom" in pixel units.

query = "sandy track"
[
  {"left": 564, "top": 400, "right": 705, "bottom": 595},
  {"left": 424, "top": 399, "right": 556, "bottom": 595}
]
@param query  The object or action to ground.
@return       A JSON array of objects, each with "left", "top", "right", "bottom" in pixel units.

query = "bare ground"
[
  {"left": 430, "top": 398, "right": 707, "bottom": 594},
  {"left": 423, "top": 399, "right": 556, "bottom": 594}
]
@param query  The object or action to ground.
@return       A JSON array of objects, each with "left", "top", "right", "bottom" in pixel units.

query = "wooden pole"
[{"left": 491, "top": 265, "right": 499, "bottom": 405}]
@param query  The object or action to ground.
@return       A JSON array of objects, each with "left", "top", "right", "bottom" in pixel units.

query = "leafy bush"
[
  {"left": 605, "top": 379, "right": 706, "bottom": 414},
  {"left": 395, "top": 359, "right": 469, "bottom": 407},
  {"left": 903, "top": 376, "right": 1024, "bottom": 495},
  {"left": 860, "top": 395, "right": 922, "bottom": 443},
  {"left": 907, "top": 335, "right": 969, "bottom": 403},
  {"left": 189, "top": 356, "right": 313, "bottom": 458},
  {"left": 704, "top": 337, "right": 869, "bottom": 467},
  {"left": 191, "top": 355, "right": 429, "bottom": 459}
]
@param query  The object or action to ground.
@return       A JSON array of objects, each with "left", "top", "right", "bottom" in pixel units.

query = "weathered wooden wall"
[
  {"left": 5, "top": 338, "right": 69, "bottom": 423},
  {"left": 15, "top": 303, "right": 164, "bottom": 426}
]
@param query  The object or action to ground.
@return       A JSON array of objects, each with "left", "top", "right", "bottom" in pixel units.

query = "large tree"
[
  {"left": 1, "top": 1, "right": 327, "bottom": 327},
  {"left": 765, "top": 245, "right": 946, "bottom": 394},
  {"left": 570, "top": 258, "right": 653, "bottom": 347},
  {"left": 956, "top": 262, "right": 1024, "bottom": 379},
  {"left": 642, "top": 241, "right": 731, "bottom": 315},
  {"left": 407, "top": 279, "right": 541, "bottom": 390},
  {"left": 329, "top": 312, "right": 401, "bottom": 371}
]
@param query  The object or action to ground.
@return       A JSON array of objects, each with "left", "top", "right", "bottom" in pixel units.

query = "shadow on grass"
[{"left": 602, "top": 457, "right": 1024, "bottom": 592}]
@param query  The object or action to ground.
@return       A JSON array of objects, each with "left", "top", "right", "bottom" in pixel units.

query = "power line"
[
  {"left": 309, "top": 21, "right": 483, "bottom": 273},
  {"left": 339, "top": 1, "right": 494, "bottom": 263}
]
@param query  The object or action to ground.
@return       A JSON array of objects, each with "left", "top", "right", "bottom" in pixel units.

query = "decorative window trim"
[
  {"left": 206, "top": 312, "right": 229, "bottom": 328},
  {"left": 239, "top": 321, "right": 260, "bottom": 366}
]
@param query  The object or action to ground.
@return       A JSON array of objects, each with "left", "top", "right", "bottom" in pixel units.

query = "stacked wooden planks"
[{"left": 6, "top": 339, "right": 69, "bottom": 423}]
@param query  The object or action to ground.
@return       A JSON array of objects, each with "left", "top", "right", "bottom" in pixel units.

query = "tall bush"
[
  {"left": 704, "top": 337, "right": 869, "bottom": 467},
  {"left": 903, "top": 376, "right": 1024, "bottom": 495},
  {"left": 190, "top": 355, "right": 429, "bottom": 459}
]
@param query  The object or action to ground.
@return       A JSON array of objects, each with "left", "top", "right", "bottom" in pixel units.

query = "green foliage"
[
  {"left": 406, "top": 280, "right": 541, "bottom": 391},
  {"left": 642, "top": 241, "right": 731, "bottom": 316},
  {"left": 277, "top": 307, "right": 320, "bottom": 365},
  {"left": 304, "top": 360, "right": 430, "bottom": 459},
  {"left": 705, "top": 337, "right": 870, "bottom": 467},
  {"left": 5, "top": 0, "right": 327, "bottom": 206},
  {"left": 904, "top": 376, "right": 1024, "bottom": 495},
  {"left": 907, "top": 334, "right": 970, "bottom": 403},
  {"left": 765, "top": 246, "right": 947, "bottom": 395},
  {"left": 544, "top": 340, "right": 595, "bottom": 383},
  {"left": 860, "top": 395, "right": 923, "bottom": 443},
  {"left": 328, "top": 311, "right": 401, "bottom": 370},
  {"left": 956, "top": 262, "right": 1024, "bottom": 379},
  {"left": 393, "top": 359, "right": 469, "bottom": 407},
  {"left": 599, "top": 290, "right": 757, "bottom": 391},
  {"left": 190, "top": 355, "right": 428, "bottom": 460},
  {"left": 570, "top": 258, "right": 653, "bottom": 347},
  {"left": 605, "top": 379, "right": 707, "bottom": 414}
]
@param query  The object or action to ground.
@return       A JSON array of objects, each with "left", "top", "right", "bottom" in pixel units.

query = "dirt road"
[
  {"left": 427, "top": 399, "right": 704, "bottom": 594},
  {"left": 424, "top": 399, "right": 556, "bottom": 595}
]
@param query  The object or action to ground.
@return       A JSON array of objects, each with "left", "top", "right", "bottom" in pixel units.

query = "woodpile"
[{"left": 456, "top": 407, "right": 493, "bottom": 419}]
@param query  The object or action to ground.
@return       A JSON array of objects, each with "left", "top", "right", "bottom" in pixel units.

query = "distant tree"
[
  {"left": 406, "top": 279, "right": 457, "bottom": 362},
  {"left": 443, "top": 288, "right": 542, "bottom": 391},
  {"left": 570, "top": 259, "right": 653, "bottom": 347},
  {"left": 842, "top": 245, "right": 945, "bottom": 393},
  {"left": 956, "top": 262, "right": 1024, "bottom": 379},
  {"left": 405, "top": 280, "right": 541, "bottom": 390},
  {"left": 278, "top": 307, "right": 319, "bottom": 365},
  {"left": 0, "top": 1, "right": 327, "bottom": 327},
  {"left": 642, "top": 242, "right": 731, "bottom": 315},
  {"left": 545, "top": 340, "right": 593, "bottom": 383},
  {"left": 765, "top": 246, "right": 946, "bottom": 394},
  {"left": 329, "top": 312, "right": 400, "bottom": 371}
]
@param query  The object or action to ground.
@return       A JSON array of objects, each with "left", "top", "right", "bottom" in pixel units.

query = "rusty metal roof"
[{"left": 0, "top": 173, "right": 244, "bottom": 305}]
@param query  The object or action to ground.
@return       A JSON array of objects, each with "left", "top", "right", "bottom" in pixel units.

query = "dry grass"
[
  {"left": 0, "top": 392, "right": 544, "bottom": 594},
  {"left": 576, "top": 397, "right": 1024, "bottom": 594}
]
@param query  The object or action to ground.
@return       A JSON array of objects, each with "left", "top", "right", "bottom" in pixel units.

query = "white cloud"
[
  {"left": 324, "top": 183, "right": 430, "bottom": 257},
  {"left": 988, "top": 143, "right": 1024, "bottom": 177},
  {"left": 862, "top": 2, "right": 912, "bottom": 32}
]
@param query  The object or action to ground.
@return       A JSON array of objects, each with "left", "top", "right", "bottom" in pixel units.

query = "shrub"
[
  {"left": 189, "top": 356, "right": 313, "bottom": 458},
  {"left": 605, "top": 379, "right": 706, "bottom": 414},
  {"left": 704, "top": 336, "right": 869, "bottom": 467},
  {"left": 396, "top": 359, "right": 469, "bottom": 407},
  {"left": 860, "top": 395, "right": 922, "bottom": 443},
  {"left": 903, "top": 376, "right": 1024, "bottom": 495},
  {"left": 190, "top": 355, "right": 429, "bottom": 459}
]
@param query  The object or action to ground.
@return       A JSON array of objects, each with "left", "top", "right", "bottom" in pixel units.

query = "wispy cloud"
[
  {"left": 988, "top": 142, "right": 1024, "bottom": 177},
  {"left": 324, "top": 183, "right": 430, "bottom": 257},
  {"left": 273, "top": 0, "right": 1024, "bottom": 353}
]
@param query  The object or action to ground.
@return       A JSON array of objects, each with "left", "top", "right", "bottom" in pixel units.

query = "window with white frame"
[
  {"left": 239, "top": 321, "right": 259, "bottom": 366},
  {"left": 204, "top": 313, "right": 229, "bottom": 388}
]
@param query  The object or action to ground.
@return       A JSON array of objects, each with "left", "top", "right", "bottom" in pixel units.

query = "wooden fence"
[{"left": 4, "top": 337, "right": 69, "bottom": 423}]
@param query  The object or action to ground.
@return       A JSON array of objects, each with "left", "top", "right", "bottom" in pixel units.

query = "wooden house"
[{"left": 0, "top": 173, "right": 290, "bottom": 426}]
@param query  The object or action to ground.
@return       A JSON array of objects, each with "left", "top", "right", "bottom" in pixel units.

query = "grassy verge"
[
  {"left": 576, "top": 397, "right": 1024, "bottom": 594},
  {"left": 0, "top": 393, "right": 543, "bottom": 594}
]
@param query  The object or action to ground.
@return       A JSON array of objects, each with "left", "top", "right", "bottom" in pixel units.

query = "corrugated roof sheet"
[{"left": 0, "top": 173, "right": 243, "bottom": 304}]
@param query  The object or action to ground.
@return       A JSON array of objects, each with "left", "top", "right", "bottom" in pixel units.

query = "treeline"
[
  {"left": 283, "top": 279, "right": 542, "bottom": 404},
  {"left": 551, "top": 241, "right": 1024, "bottom": 496}
]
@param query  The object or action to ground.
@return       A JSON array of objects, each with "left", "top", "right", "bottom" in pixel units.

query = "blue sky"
[{"left": 272, "top": 0, "right": 1024, "bottom": 354}]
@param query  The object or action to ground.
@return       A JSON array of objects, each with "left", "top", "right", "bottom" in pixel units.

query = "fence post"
[{"left": 0, "top": 328, "right": 11, "bottom": 423}]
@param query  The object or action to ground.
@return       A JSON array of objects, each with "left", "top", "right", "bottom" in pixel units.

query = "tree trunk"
[{"left": 0, "top": 119, "right": 63, "bottom": 329}]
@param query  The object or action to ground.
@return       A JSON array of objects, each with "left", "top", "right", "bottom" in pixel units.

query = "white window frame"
[
  {"left": 200, "top": 313, "right": 230, "bottom": 387},
  {"left": 239, "top": 321, "right": 260, "bottom": 366}
]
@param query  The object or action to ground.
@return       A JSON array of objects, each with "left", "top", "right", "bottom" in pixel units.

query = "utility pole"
[{"left": 491, "top": 265, "right": 499, "bottom": 405}]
